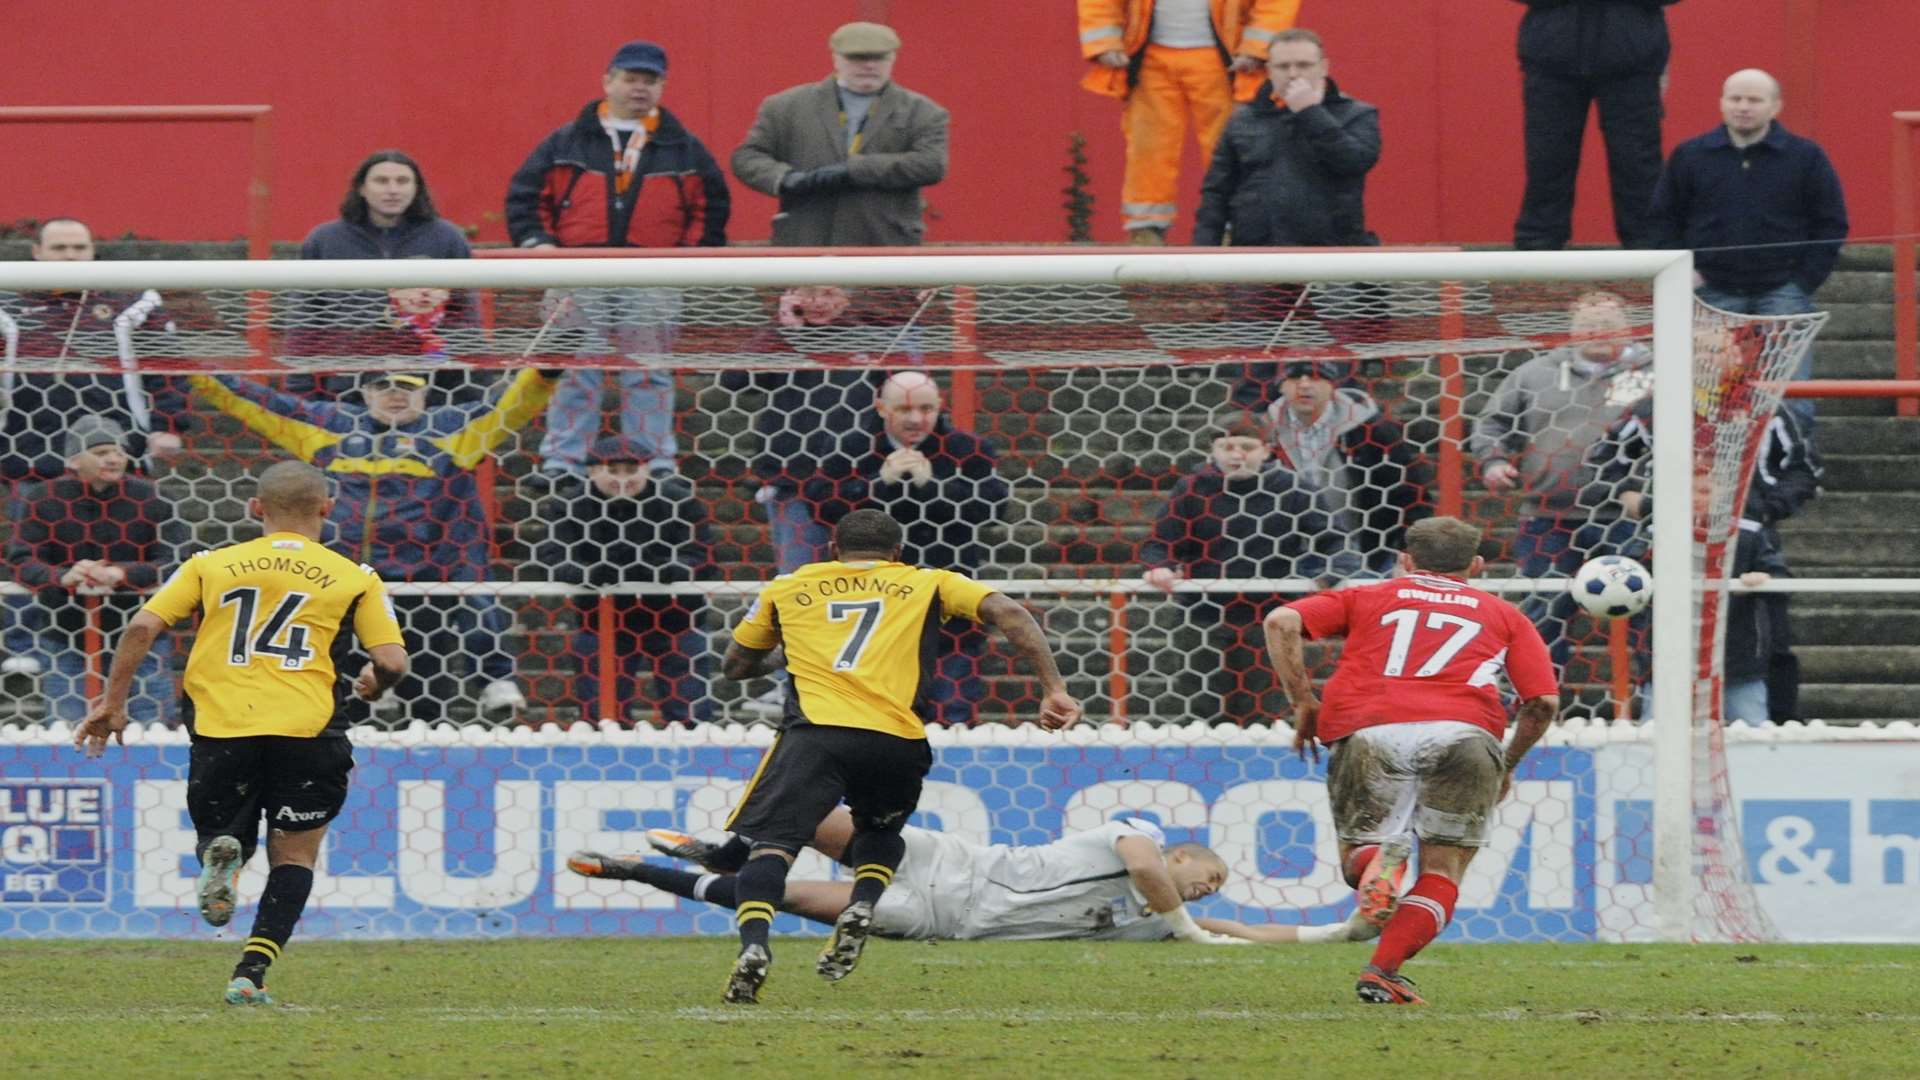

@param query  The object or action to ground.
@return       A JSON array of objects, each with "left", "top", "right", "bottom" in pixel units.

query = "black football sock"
[
  {"left": 233, "top": 864, "right": 313, "bottom": 987},
  {"left": 845, "top": 830, "right": 906, "bottom": 908},
  {"left": 616, "top": 863, "right": 740, "bottom": 908},
  {"left": 707, "top": 835, "right": 752, "bottom": 873},
  {"left": 733, "top": 854, "right": 791, "bottom": 953}
]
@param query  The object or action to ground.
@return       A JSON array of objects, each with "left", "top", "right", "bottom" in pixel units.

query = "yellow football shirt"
[
  {"left": 732, "top": 560, "right": 997, "bottom": 739},
  {"left": 143, "top": 532, "right": 406, "bottom": 738}
]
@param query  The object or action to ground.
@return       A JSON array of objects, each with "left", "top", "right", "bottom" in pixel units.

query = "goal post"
[
  {"left": 1649, "top": 255, "right": 1697, "bottom": 943},
  {"left": 0, "top": 247, "right": 1827, "bottom": 944}
]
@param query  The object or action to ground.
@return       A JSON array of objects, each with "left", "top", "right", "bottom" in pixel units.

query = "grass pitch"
[{"left": 3, "top": 939, "right": 1914, "bottom": 1078}]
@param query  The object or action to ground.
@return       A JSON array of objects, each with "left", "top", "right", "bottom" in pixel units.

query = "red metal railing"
[
  {"left": 1892, "top": 112, "right": 1920, "bottom": 418},
  {"left": 0, "top": 106, "right": 277, "bottom": 361},
  {"left": 0, "top": 106, "right": 274, "bottom": 261}
]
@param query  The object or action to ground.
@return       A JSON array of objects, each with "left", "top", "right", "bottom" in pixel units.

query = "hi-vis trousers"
[{"left": 1121, "top": 44, "right": 1234, "bottom": 235}]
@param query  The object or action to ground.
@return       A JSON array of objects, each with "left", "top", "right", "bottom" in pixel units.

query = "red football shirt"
[{"left": 1285, "top": 572, "right": 1558, "bottom": 742}]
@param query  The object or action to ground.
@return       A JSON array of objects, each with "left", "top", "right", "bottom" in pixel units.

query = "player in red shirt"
[{"left": 1264, "top": 516, "right": 1560, "bottom": 1005}]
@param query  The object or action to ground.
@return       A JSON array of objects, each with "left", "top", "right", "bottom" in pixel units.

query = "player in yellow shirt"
[
  {"left": 75, "top": 460, "right": 409, "bottom": 1006},
  {"left": 716, "top": 508, "right": 1082, "bottom": 1003}
]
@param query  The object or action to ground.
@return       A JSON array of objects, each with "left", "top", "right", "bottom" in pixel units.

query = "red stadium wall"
[{"left": 2, "top": 0, "right": 1913, "bottom": 248}]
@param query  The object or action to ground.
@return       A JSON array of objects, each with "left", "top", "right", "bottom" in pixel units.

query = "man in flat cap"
[{"left": 733, "top": 22, "right": 950, "bottom": 246}]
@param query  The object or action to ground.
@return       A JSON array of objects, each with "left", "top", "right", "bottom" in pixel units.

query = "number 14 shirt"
[
  {"left": 732, "top": 560, "right": 997, "bottom": 740},
  {"left": 1285, "top": 572, "right": 1558, "bottom": 743},
  {"left": 144, "top": 532, "right": 406, "bottom": 739}
]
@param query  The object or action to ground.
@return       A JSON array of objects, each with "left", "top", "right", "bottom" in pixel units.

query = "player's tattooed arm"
[
  {"left": 978, "top": 593, "right": 1082, "bottom": 729},
  {"left": 1500, "top": 694, "right": 1561, "bottom": 799},
  {"left": 721, "top": 641, "right": 785, "bottom": 681}
]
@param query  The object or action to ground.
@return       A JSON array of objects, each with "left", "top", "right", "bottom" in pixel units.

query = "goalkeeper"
[{"left": 571, "top": 808, "right": 1369, "bottom": 945}]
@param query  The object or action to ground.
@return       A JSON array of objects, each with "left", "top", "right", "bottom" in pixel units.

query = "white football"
[{"left": 1571, "top": 555, "right": 1652, "bottom": 619}]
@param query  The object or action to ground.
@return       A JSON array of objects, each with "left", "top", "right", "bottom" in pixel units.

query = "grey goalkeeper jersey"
[{"left": 956, "top": 818, "right": 1172, "bottom": 941}]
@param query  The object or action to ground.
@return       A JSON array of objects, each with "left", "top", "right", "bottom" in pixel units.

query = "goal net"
[{"left": 0, "top": 251, "right": 1827, "bottom": 942}]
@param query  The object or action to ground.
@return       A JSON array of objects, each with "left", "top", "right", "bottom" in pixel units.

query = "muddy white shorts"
[{"left": 1325, "top": 720, "right": 1505, "bottom": 848}]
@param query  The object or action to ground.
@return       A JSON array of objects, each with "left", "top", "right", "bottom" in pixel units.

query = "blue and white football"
[{"left": 1571, "top": 555, "right": 1652, "bottom": 619}]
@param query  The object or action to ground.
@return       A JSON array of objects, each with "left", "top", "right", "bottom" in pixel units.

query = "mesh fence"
[
  {"left": 0, "top": 265, "right": 1831, "bottom": 942},
  {"left": 0, "top": 277, "right": 1815, "bottom": 733}
]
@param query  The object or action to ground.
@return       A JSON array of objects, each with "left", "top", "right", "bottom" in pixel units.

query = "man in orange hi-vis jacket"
[{"left": 1078, "top": 0, "right": 1301, "bottom": 244}]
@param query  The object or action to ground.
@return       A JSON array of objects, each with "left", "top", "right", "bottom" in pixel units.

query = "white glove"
[{"left": 1162, "top": 905, "right": 1250, "bottom": 945}]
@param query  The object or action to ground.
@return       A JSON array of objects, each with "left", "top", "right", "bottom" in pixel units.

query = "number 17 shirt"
[{"left": 1285, "top": 572, "right": 1558, "bottom": 743}]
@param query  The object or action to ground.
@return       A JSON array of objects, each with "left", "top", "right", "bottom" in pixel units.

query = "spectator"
[
  {"left": 1584, "top": 324, "right": 1823, "bottom": 722},
  {"left": 505, "top": 39, "right": 730, "bottom": 489},
  {"left": 1194, "top": 28, "right": 1379, "bottom": 248},
  {"left": 804, "top": 372, "right": 1007, "bottom": 724},
  {"left": 301, "top": 151, "right": 472, "bottom": 261},
  {"left": 1746, "top": 405, "right": 1822, "bottom": 723},
  {"left": 3, "top": 416, "right": 187, "bottom": 724},
  {"left": 535, "top": 436, "right": 715, "bottom": 727},
  {"left": 189, "top": 369, "right": 559, "bottom": 724},
  {"left": 725, "top": 285, "right": 937, "bottom": 573},
  {"left": 1470, "top": 290, "right": 1651, "bottom": 671},
  {"left": 1078, "top": 0, "right": 1301, "bottom": 244},
  {"left": 1140, "top": 414, "right": 1347, "bottom": 726},
  {"left": 289, "top": 152, "right": 480, "bottom": 402},
  {"left": 732, "top": 22, "right": 949, "bottom": 247},
  {"left": 1512, "top": 0, "right": 1677, "bottom": 251},
  {"left": 1261, "top": 360, "right": 1431, "bottom": 574},
  {"left": 1650, "top": 68, "right": 1847, "bottom": 420},
  {"left": 1, "top": 218, "right": 189, "bottom": 483}
]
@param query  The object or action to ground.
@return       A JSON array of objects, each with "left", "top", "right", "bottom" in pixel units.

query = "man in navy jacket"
[
  {"left": 803, "top": 372, "right": 1007, "bottom": 725},
  {"left": 1651, "top": 68, "right": 1845, "bottom": 423},
  {"left": 1650, "top": 68, "right": 1848, "bottom": 316}
]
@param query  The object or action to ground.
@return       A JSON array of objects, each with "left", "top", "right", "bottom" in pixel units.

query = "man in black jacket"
[
  {"left": 2, "top": 218, "right": 189, "bottom": 483},
  {"left": 1512, "top": 0, "right": 1679, "bottom": 251},
  {"left": 1683, "top": 409, "right": 1822, "bottom": 723},
  {"left": 1584, "top": 336, "right": 1823, "bottom": 722},
  {"left": 3, "top": 417, "right": 189, "bottom": 724},
  {"left": 535, "top": 436, "right": 715, "bottom": 726},
  {"left": 1141, "top": 415, "right": 1351, "bottom": 726},
  {"left": 802, "top": 372, "right": 1007, "bottom": 725},
  {"left": 1194, "top": 29, "right": 1379, "bottom": 248}
]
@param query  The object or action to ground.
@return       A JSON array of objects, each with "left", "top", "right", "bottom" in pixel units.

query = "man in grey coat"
[
  {"left": 731, "top": 22, "right": 950, "bottom": 246},
  {"left": 1470, "top": 290, "right": 1653, "bottom": 672}
]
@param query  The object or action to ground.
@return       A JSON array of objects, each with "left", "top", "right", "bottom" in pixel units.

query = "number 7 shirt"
[
  {"left": 1284, "top": 572, "right": 1558, "bottom": 742},
  {"left": 732, "top": 559, "right": 997, "bottom": 740}
]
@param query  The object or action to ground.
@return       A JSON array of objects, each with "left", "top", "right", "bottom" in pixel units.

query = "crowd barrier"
[{"left": 2, "top": 722, "right": 1915, "bottom": 943}]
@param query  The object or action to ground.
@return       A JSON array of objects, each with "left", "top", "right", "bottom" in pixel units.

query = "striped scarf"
[{"left": 598, "top": 102, "right": 662, "bottom": 195}]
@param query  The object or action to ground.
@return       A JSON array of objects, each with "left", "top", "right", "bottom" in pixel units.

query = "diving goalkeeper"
[{"left": 571, "top": 808, "right": 1371, "bottom": 945}]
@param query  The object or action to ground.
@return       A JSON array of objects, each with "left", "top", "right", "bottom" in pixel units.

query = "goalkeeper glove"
[{"left": 1162, "top": 905, "right": 1249, "bottom": 945}]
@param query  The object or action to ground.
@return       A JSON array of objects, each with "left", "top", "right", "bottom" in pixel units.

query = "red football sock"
[
  {"left": 1343, "top": 845, "right": 1380, "bottom": 889},
  {"left": 1369, "top": 873, "right": 1459, "bottom": 973}
]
